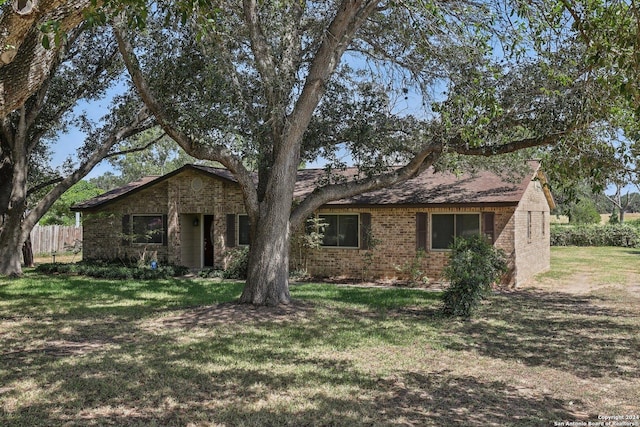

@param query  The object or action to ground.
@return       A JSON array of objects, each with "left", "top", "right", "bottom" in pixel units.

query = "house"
[{"left": 71, "top": 161, "right": 554, "bottom": 285}]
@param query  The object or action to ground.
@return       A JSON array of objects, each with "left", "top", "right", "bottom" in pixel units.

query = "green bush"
[
  {"left": 441, "top": 235, "right": 507, "bottom": 318},
  {"left": 551, "top": 224, "right": 640, "bottom": 247},
  {"left": 625, "top": 218, "right": 640, "bottom": 228},
  {"left": 223, "top": 247, "right": 249, "bottom": 279},
  {"left": 35, "top": 260, "right": 189, "bottom": 280},
  {"left": 198, "top": 269, "right": 225, "bottom": 279},
  {"left": 569, "top": 199, "right": 601, "bottom": 224}
]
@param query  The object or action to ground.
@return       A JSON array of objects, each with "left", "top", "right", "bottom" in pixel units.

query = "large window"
[
  {"left": 132, "top": 215, "right": 164, "bottom": 244},
  {"left": 238, "top": 215, "right": 250, "bottom": 246},
  {"left": 319, "top": 214, "right": 359, "bottom": 247},
  {"left": 431, "top": 213, "right": 480, "bottom": 250}
]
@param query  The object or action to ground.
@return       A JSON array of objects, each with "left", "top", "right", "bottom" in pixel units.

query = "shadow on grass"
[
  {"left": 446, "top": 290, "right": 640, "bottom": 379},
  {"left": 0, "top": 273, "right": 245, "bottom": 319},
  {"left": 291, "top": 283, "right": 442, "bottom": 310},
  {"left": 1, "top": 278, "right": 634, "bottom": 425},
  {"left": 0, "top": 305, "right": 579, "bottom": 427}
]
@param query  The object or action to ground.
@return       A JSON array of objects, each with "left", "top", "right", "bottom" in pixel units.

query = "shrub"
[
  {"left": 198, "top": 269, "right": 225, "bottom": 279},
  {"left": 223, "top": 247, "right": 249, "bottom": 279},
  {"left": 551, "top": 224, "right": 640, "bottom": 247},
  {"left": 569, "top": 199, "right": 601, "bottom": 224},
  {"left": 394, "top": 249, "right": 429, "bottom": 287},
  {"left": 35, "top": 260, "right": 189, "bottom": 280},
  {"left": 441, "top": 235, "right": 507, "bottom": 318}
]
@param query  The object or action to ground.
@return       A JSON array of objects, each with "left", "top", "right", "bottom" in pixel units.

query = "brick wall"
[
  {"left": 82, "top": 170, "right": 246, "bottom": 268},
  {"left": 512, "top": 176, "right": 551, "bottom": 284},
  {"left": 82, "top": 169, "right": 550, "bottom": 284},
  {"left": 303, "top": 205, "right": 517, "bottom": 282},
  {"left": 83, "top": 181, "right": 170, "bottom": 262}
]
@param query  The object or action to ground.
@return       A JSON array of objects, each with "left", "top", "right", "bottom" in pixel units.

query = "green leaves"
[
  {"left": 442, "top": 235, "right": 507, "bottom": 318},
  {"left": 39, "top": 20, "right": 63, "bottom": 49}
]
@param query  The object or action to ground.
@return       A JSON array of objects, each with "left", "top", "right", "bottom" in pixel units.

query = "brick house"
[{"left": 72, "top": 161, "right": 554, "bottom": 285}]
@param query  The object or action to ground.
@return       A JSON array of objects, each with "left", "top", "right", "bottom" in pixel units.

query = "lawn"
[{"left": 1, "top": 247, "right": 639, "bottom": 426}]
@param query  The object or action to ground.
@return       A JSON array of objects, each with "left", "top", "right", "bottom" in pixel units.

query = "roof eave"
[{"left": 71, "top": 164, "right": 237, "bottom": 211}]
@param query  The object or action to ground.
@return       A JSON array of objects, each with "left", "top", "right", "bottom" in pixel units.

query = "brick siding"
[
  {"left": 82, "top": 169, "right": 551, "bottom": 284},
  {"left": 303, "top": 206, "right": 519, "bottom": 283}
]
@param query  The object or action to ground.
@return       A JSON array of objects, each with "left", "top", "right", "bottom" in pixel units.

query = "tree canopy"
[
  {"left": 40, "top": 180, "right": 103, "bottom": 225},
  {"left": 90, "top": 129, "right": 218, "bottom": 191},
  {"left": 0, "top": 23, "right": 153, "bottom": 276},
  {"left": 109, "top": 0, "right": 616, "bottom": 305}
]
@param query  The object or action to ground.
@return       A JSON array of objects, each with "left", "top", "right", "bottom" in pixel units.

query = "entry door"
[{"left": 203, "top": 215, "right": 214, "bottom": 267}]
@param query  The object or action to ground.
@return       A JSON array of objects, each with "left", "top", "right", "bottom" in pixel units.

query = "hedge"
[
  {"left": 35, "top": 260, "right": 190, "bottom": 280},
  {"left": 551, "top": 224, "right": 640, "bottom": 247}
]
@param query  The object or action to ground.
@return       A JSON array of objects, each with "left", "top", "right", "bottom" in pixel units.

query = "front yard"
[{"left": 1, "top": 247, "right": 639, "bottom": 426}]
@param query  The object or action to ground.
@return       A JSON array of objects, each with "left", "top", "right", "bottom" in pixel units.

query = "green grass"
[
  {"left": 538, "top": 246, "right": 640, "bottom": 284},
  {"left": 1, "top": 250, "right": 639, "bottom": 426}
]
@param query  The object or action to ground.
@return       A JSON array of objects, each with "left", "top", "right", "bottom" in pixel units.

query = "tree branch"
[
  {"left": 26, "top": 176, "right": 64, "bottom": 196},
  {"left": 22, "top": 106, "right": 153, "bottom": 232},
  {"left": 450, "top": 131, "right": 571, "bottom": 157},
  {"left": 103, "top": 130, "right": 166, "bottom": 159},
  {"left": 0, "top": 0, "right": 93, "bottom": 117},
  {"left": 290, "top": 144, "right": 440, "bottom": 228},
  {"left": 113, "top": 19, "right": 260, "bottom": 219}
]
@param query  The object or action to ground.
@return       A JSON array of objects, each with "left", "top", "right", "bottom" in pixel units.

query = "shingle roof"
[
  {"left": 72, "top": 162, "right": 544, "bottom": 211},
  {"left": 295, "top": 165, "right": 535, "bottom": 206}
]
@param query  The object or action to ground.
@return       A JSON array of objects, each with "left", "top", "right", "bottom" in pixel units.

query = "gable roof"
[
  {"left": 72, "top": 161, "right": 551, "bottom": 211},
  {"left": 71, "top": 164, "right": 236, "bottom": 211}
]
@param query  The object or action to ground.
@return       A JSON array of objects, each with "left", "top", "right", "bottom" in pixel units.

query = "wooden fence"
[{"left": 30, "top": 225, "right": 82, "bottom": 255}]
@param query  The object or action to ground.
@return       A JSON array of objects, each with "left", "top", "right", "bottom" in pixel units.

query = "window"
[
  {"left": 527, "top": 211, "right": 532, "bottom": 242},
  {"left": 238, "top": 215, "right": 250, "bottom": 246},
  {"left": 431, "top": 213, "right": 480, "bottom": 250},
  {"left": 226, "top": 214, "right": 250, "bottom": 247},
  {"left": 132, "top": 215, "right": 164, "bottom": 244},
  {"left": 319, "top": 214, "right": 359, "bottom": 247}
]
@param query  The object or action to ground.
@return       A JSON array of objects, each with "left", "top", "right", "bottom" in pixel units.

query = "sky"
[{"left": 51, "top": 88, "right": 124, "bottom": 180}]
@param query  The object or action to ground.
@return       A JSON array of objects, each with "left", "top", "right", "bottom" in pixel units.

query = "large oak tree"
[
  {"left": 113, "top": 0, "right": 610, "bottom": 305},
  {"left": 0, "top": 0, "right": 93, "bottom": 117},
  {"left": 0, "top": 25, "right": 153, "bottom": 276}
]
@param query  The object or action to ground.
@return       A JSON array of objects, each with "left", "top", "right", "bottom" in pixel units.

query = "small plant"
[
  {"left": 361, "top": 228, "right": 382, "bottom": 282},
  {"left": 609, "top": 210, "right": 620, "bottom": 224},
  {"left": 395, "top": 249, "right": 429, "bottom": 287},
  {"left": 223, "top": 247, "right": 249, "bottom": 279},
  {"left": 290, "top": 216, "right": 327, "bottom": 276},
  {"left": 198, "top": 268, "right": 225, "bottom": 279},
  {"left": 441, "top": 235, "right": 507, "bottom": 318}
]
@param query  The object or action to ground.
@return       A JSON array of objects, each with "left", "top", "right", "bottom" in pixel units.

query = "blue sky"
[{"left": 51, "top": 93, "right": 120, "bottom": 179}]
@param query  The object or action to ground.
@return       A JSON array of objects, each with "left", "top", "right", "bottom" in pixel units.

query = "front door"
[{"left": 203, "top": 215, "right": 214, "bottom": 267}]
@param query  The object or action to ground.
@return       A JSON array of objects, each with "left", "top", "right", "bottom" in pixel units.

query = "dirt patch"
[{"left": 157, "top": 300, "right": 317, "bottom": 329}]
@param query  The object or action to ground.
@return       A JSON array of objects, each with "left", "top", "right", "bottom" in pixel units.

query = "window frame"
[
  {"left": 237, "top": 214, "right": 250, "bottom": 246},
  {"left": 131, "top": 214, "right": 165, "bottom": 245},
  {"left": 318, "top": 213, "right": 360, "bottom": 249},
  {"left": 430, "top": 212, "right": 481, "bottom": 251}
]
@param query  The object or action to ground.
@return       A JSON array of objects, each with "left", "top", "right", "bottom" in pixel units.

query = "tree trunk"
[
  {"left": 0, "top": 214, "right": 27, "bottom": 276},
  {"left": 22, "top": 234, "right": 34, "bottom": 267},
  {"left": 0, "top": 0, "right": 91, "bottom": 118},
  {"left": 239, "top": 202, "right": 292, "bottom": 306}
]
